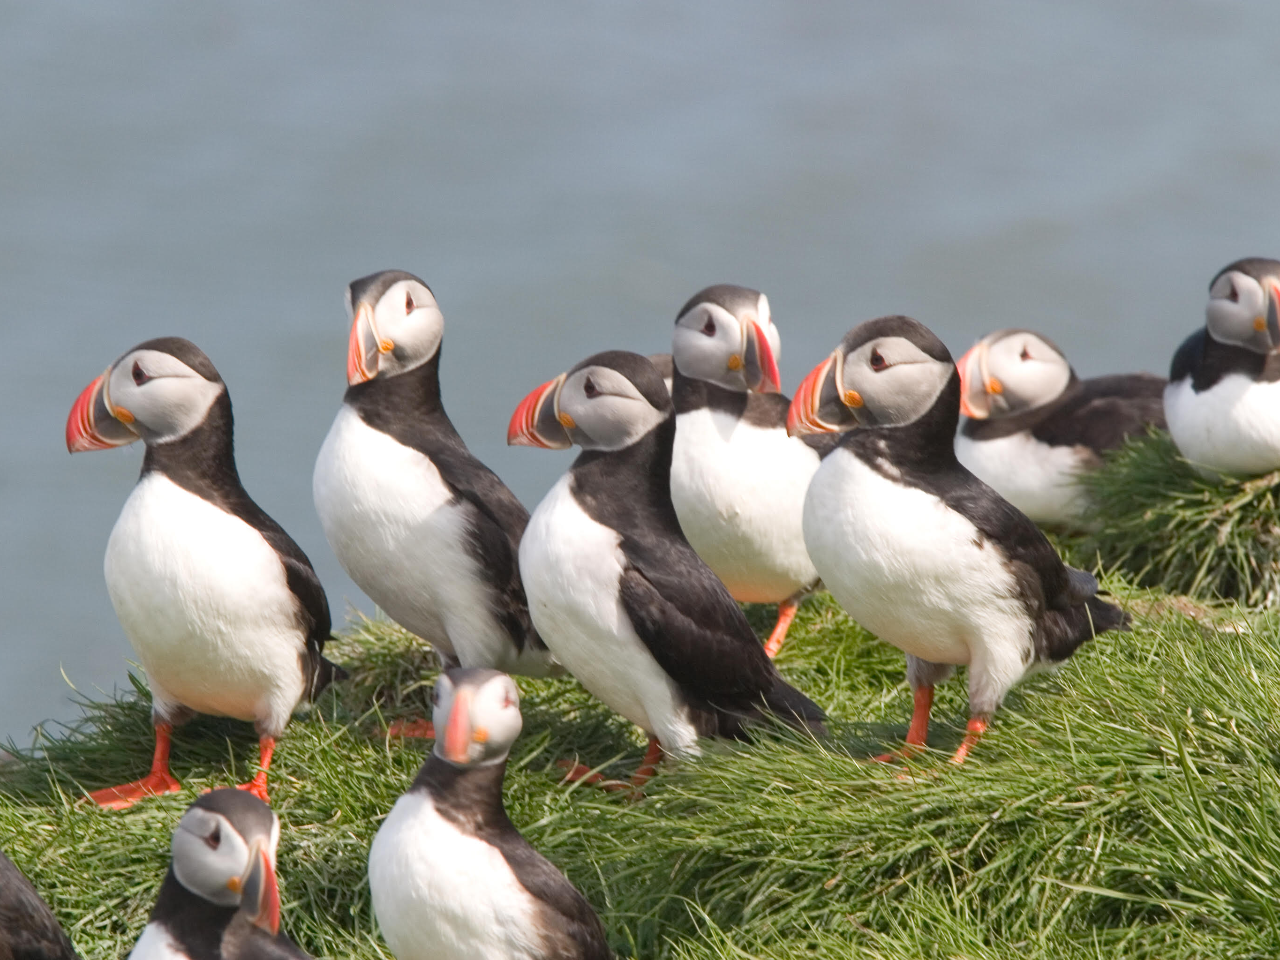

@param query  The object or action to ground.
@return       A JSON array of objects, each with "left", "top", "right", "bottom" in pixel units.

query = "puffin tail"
[
  {"left": 763, "top": 673, "right": 828, "bottom": 737},
  {"left": 306, "top": 653, "right": 349, "bottom": 701}
]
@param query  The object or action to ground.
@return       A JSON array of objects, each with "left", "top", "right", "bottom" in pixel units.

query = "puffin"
[
  {"left": 787, "top": 316, "right": 1128, "bottom": 763},
  {"left": 368, "top": 668, "right": 611, "bottom": 960},
  {"left": 508, "top": 351, "right": 825, "bottom": 788},
  {"left": 669, "top": 284, "right": 838, "bottom": 657},
  {"left": 1165, "top": 257, "right": 1280, "bottom": 476},
  {"left": 128, "top": 789, "right": 310, "bottom": 960},
  {"left": 313, "top": 271, "right": 558, "bottom": 727},
  {"left": 0, "top": 849, "right": 79, "bottom": 960},
  {"left": 66, "top": 338, "right": 342, "bottom": 808},
  {"left": 954, "top": 328, "right": 1165, "bottom": 525}
]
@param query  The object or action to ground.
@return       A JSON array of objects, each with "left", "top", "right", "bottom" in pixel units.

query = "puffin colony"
[{"left": 8, "top": 258, "right": 1272, "bottom": 957}]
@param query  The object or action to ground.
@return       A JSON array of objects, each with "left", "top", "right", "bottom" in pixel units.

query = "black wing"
[
  {"left": 617, "top": 535, "right": 776, "bottom": 711},
  {"left": 499, "top": 839, "right": 612, "bottom": 960},
  {"left": 223, "top": 920, "right": 315, "bottom": 960},
  {"left": 1031, "top": 374, "right": 1166, "bottom": 453},
  {"left": 0, "top": 851, "right": 79, "bottom": 960}
]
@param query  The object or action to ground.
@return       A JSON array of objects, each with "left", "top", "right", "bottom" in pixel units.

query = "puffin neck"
[
  {"left": 344, "top": 349, "right": 445, "bottom": 418},
  {"left": 412, "top": 754, "right": 512, "bottom": 834},
  {"left": 671, "top": 368, "right": 748, "bottom": 417},
  {"left": 141, "top": 391, "right": 244, "bottom": 494},
  {"left": 848, "top": 372, "right": 963, "bottom": 473},
  {"left": 571, "top": 416, "right": 682, "bottom": 534},
  {"left": 149, "top": 869, "right": 240, "bottom": 960},
  {"left": 960, "top": 371, "right": 1083, "bottom": 440}
]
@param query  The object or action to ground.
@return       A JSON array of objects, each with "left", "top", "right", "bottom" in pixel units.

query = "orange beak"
[
  {"left": 66, "top": 370, "right": 139, "bottom": 453},
  {"left": 744, "top": 320, "right": 781, "bottom": 394},
  {"left": 955, "top": 342, "right": 991, "bottom": 420},
  {"left": 242, "top": 842, "right": 280, "bottom": 935},
  {"left": 442, "top": 686, "right": 474, "bottom": 763},
  {"left": 346, "top": 303, "right": 381, "bottom": 385},
  {"left": 507, "top": 374, "right": 571, "bottom": 449},
  {"left": 787, "top": 351, "right": 855, "bottom": 436}
]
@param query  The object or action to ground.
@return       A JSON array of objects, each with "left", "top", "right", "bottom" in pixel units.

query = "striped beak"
[
  {"left": 240, "top": 840, "right": 280, "bottom": 935},
  {"left": 787, "top": 350, "right": 857, "bottom": 436},
  {"left": 346, "top": 302, "right": 385, "bottom": 385},
  {"left": 66, "top": 368, "right": 140, "bottom": 453},
  {"left": 441, "top": 686, "right": 475, "bottom": 764},
  {"left": 507, "top": 374, "right": 571, "bottom": 449},
  {"left": 955, "top": 341, "right": 993, "bottom": 420},
  {"left": 742, "top": 320, "right": 781, "bottom": 394}
]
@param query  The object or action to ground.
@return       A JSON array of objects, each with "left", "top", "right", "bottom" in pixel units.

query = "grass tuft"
[
  {"left": 1078, "top": 430, "right": 1280, "bottom": 606},
  {"left": 5, "top": 590, "right": 1280, "bottom": 957}
]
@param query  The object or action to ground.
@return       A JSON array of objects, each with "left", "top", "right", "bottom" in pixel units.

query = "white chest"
[
  {"left": 670, "top": 408, "right": 819, "bottom": 601},
  {"left": 802, "top": 448, "right": 1027, "bottom": 666},
  {"left": 128, "top": 923, "right": 187, "bottom": 960},
  {"left": 1165, "top": 375, "right": 1280, "bottom": 477},
  {"left": 520, "top": 474, "right": 698, "bottom": 754},
  {"left": 954, "top": 428, "right": 1091, "bottom": 525},
  {"left": 104, "top": 474, "right": 305, "bottom": 725},
  {"left": 314, "top": 407, "right": 548, "bottom": 674},
  {"left": 368, "top": 792, "right": 547, "bottom": 960}
]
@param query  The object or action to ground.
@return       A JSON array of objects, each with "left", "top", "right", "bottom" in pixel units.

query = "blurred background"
[{"left": 3, "top": 0, "right": 1279, "bottom": 741}]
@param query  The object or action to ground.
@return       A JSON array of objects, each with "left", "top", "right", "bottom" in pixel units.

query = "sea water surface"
[{"left": 3, "top": 1, "right": 1279, "bottom": 740}]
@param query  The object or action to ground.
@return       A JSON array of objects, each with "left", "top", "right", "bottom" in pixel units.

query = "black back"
[
  {"left": 148, "top": 870, "right": 311, "bottom": 960},
  {"left": 1169, "top": 327, "right": 1280, "bottom": 392},
  {"left": 343, "top": 350, "right": 543, "bottom": 653},
  {"left": 842, "top": 369, "right": 1128, "bottom": 662},
  {"left": 412, "top": 757, "right": 611, "bottom": 960},
  {"left": 0, "top": 850, "right": 79, "bottom": 960},
  {"left": 568, "top": 392, "right": 825, "bottom": 734},
  {"left": 960, "top": 373, "right": 1166, "bottom": 453},
  {"left": 141, "top": 383, "right": 340, "bottom": 702},
  {"left": 671, "top": 370, "right": 841, "bottom": 458}
]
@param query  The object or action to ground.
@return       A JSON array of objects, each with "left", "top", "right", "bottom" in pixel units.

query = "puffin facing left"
[
  {"left": 67, "top": 338, "right": 343, "bottom": 809},
  {"left": 313, "top": 271, "right": 557, "bottom": 694},
  {"left": 129, "top": 789, "right": 311, "bottom": 960},
  {"left": 369, "top": 669, "right": 611, "bottom": 960}
]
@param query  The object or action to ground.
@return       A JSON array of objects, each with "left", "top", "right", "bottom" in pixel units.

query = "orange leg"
[
  {"left": 948, "top": 716, "right": 989, "bottom": 765},
  {"left": 387, "top": 719, "right": 436, "bottom": 739},
  {"left": 89, "top": 722, "right": 182, "bottom": 810},
  {"left": 872, "top": 685, "right": 934, "bottom": 763},
  {"left": 559, "top": 737, "right": 664, "bottom": 796},
  {"left": 237, "top": 737, "right": 276, "bottom": 803},
  {"left": 763, "top": 599, "right": 800, "bottom": 659}
]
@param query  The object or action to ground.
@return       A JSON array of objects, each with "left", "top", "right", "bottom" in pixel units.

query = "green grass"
[
  {"left": 6, "top": 588, "right": 1280, "bottom": 958},
  {"left": 1079, "top": 430, "right": 1280, "bottom": 606}
]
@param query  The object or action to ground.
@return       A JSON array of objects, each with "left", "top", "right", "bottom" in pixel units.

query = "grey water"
[{"left": 3, "top": 0, "right": 1279, "bottom": 741}]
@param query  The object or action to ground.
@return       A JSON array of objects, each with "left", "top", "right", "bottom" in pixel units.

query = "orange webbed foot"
[
  {"left": 387, "top": 719, "right": 436, "bottom": 739},
  {"left": 88, "top": 771, "right": 182, "bottom": 810}
]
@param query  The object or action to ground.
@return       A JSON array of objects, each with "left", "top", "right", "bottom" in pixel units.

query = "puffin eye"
[
  {"left": 701, "top": 316, "right": 716, "bottom": 336},
  {"left": 1020, "top": 346, "right": 1032, "bottom": 361},
  {"left": 131, "top": 361, "right": 150, "bottom": 386},
  {"left": 583, "top": 377, "right": 599, "bottom": 399},
  {"left": 1226, "top": 281, "right": 1239, "bottom": 303},
  {"left": 405, "top": 291, "right": 415, "bottom": 313},
  {"left": 204, "top": 824, "right": 221, "bottom": 850},
  {"left": 869, "top": 349, "right": 886, "bottom": 371}
]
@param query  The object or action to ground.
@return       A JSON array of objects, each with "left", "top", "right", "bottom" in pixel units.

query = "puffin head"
[
  {"left": 169, "top": 789, "right": 282, "bottom": 935},
  {"left": 671, "top": 284, "right": 781, "bottom": 394},
  {"left": 344, "top": 270, "right": 444, "bottom": 384},
  {"left": 954, "top": 328, "right": 1075, "bottom": 420},
  {"left": 507, "top": 351, "right": 672, "bottom": 452},
  {"left": 787, "top": 316, "right": 955, "bottom": 437},
  {"left": 66, "top": 338, "right": 226, "bottom": 453},
  {"left": 432, "top": 668, "right": 523, "bottom": 766},
  {"left": 1205, "top": 258, "right": 1280, "bottom": 355}
]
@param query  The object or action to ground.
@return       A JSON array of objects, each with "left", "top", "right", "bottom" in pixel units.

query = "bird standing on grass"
[
  {"left": 1, "top": 848, "right": 80, "bottom": 960},
  {"left": 1165, "top": 257, "right": 1280, "bottom": 477},
  {"left": 668, "top": 285, "right": 839, "bottom": 658},
  {"left": 789, "top": 316, "right": 1127, "bottom": 763},
  {"left": 369, "top": 668, "right": 612, "bottom": 960},
  {"left": 954, "top": 327, "right": 1165, "bottom": 525},
  {"left": 313, "top": 271, "right": 558, "bottom": 739},
  {"left": 66, "top": 338, "right": 342, "bottom": 808},
  {"left": 509, "top": 351, "right": 825, "bottom": 790},
  {"left": 128, "top": 789, "right": 310, "bottom": 960}
]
